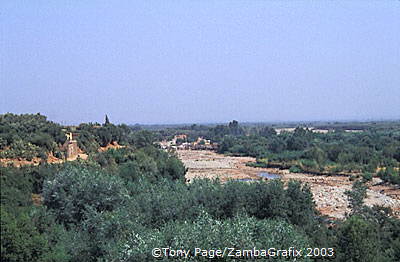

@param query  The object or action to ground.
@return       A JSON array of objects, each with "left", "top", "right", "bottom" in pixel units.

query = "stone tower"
[{"left": 64, "top": 132, "right": 79, "bottom": 160}]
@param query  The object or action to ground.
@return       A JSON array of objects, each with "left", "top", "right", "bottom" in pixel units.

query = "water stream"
[
  {"left": 258, "top": 172, "right": 281, "bottom": 179},
  {"left": 236, "top": 172, "right": 281, "bottom": 182}
]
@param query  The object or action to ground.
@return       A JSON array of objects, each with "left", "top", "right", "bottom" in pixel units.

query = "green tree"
[
  {"left": 104, "top": 114, "right": 110, "bottom": 125},
  {"left": 345, "top": 180, "right": 367, "bottom": 215},
  {"left": 1, "top": 207, "right": 48, "bottom": 262},
  {"left": 258, "top": 126, "right": 277, "bottom": 137},
  {"left": 43, "top": 167, "right": 128, "bottom": 225},
  {"left": 337, "top": 216, "right": 382, "bottom": 262}
]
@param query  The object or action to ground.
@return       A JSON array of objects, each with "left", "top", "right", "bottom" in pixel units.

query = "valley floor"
[{"left": 178, "top": 150, "right": 400, "bottom": 219}]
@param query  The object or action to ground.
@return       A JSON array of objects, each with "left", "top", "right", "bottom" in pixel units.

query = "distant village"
[
  {"left": 159, "top": 134, "right": 218, "bottom": 151},
  {"left": 158, "top": 127, "right": 364, "bottom": 152}
]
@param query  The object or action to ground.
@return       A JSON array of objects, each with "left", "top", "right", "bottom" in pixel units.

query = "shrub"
[
  {"left": 120, "top": 213, "right": 312, "bottom": 261},
  {"left": 1, "top": 206, "right": 48, "bottom": 262},
  {"left": 361, "top": 172, "right": 373, "bottom": 183},
  {"left": 336, "top": 216, "right": 382, "bottom": 262},
  {"left": 289, "top": 165, "right": 302, "bottom": 173},
  {"left": 43, "top": 167, "right": 128, "bottom": 225}
]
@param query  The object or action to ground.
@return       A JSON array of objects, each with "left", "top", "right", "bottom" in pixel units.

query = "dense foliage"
[
  {"left": 0, "top": 113, "right": 157, "bottom": 159},
  {"left": 1, "top": 115, "right": 400, "bottom": 261},
  {"left": 2, "top": 158, "right": 400, "bottom": 261},
  {"left": 202, "top": 121, "right": 400, "bottom": 185},
  {"left": 0, "top": 113, "right": 65, "bottom": 160}
]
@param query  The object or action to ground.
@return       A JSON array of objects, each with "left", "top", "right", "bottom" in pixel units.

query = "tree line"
[{"left": 1, "top": 114, "right": 400, "bottom": 261}]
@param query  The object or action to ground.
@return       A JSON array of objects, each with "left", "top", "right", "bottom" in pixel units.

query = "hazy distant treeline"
[{"left": 157, "top": 120, "right": 400, "bottom": 185}]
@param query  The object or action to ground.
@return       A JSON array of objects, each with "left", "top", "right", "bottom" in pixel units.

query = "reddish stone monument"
[{"left": 63, "top": 132, "right": 79, "bottom": 160}]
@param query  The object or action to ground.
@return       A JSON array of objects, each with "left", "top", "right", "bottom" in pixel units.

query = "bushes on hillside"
[
  {"left": 43, "top": 167, "right": 129, "bottom": 225},
  {"left": 378, "top": 167, "right": 400, "bottom": 185},
  {"left": 120, "top": 214, "right": 312, "bottom": 261},
  {"left": 0, "top": 113, "right": 64, "bottom": 159}
]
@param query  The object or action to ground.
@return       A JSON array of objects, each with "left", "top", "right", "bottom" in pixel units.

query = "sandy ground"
[{"left": 178, "top": 150, "right": 400, "bottom": 219}]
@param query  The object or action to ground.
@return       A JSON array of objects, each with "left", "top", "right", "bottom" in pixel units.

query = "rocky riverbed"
[{"left": 178, "top": 150, "right": 400, "bottom": 219}]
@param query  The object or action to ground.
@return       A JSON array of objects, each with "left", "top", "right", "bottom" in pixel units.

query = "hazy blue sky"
[{"left": 1, "top": 1, "right": 399, "bottom": 124}]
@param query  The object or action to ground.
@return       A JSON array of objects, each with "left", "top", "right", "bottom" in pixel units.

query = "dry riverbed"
[{"left": 178, "top": 150, "right": 400, "bottom": 219}]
